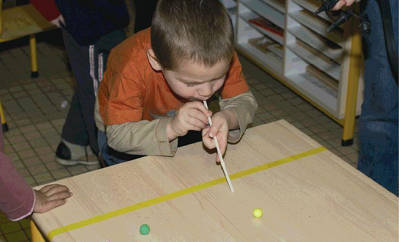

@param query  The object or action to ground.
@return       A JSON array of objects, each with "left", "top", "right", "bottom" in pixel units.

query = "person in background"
[
  {"left": 0, "top": 126, "right": 71, "bottom": 221},
  {"left": 95, "top": 0, "right": 258, "bottom": 166},
  {"left": 134, "top": 0, "right": 158, "bottom": 33},
  {"left": 333, "top": 0, "right": 398, "bottom": 195},
  {"left": 31, "top": 0, "right": 130, "bottom": 166}
]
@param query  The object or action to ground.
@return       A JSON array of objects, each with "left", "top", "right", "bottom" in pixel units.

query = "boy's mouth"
[{"left": 190, "top": 96, "right": 211, "bottom": 102}]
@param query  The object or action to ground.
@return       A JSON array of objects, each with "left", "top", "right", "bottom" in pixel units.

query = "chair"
[
  {"left": 0, "top": 100, "right": 7, "bottom": 132},
  {"left": 0, "top": 0, "right": 56, "bottom": 78}
]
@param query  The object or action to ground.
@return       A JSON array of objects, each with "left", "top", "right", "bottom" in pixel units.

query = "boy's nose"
[{"left": 199, "top": 83, "right": 213, "bottom": 98}]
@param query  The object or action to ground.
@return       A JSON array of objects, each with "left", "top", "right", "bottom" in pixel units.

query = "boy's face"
[{"left": 162, "top": 59, "right": 230, "bottom": 101}]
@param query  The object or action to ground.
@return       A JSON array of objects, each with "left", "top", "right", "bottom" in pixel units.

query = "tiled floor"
[{"left": 0, "top": 29, "right": 360, "bottom": 241}]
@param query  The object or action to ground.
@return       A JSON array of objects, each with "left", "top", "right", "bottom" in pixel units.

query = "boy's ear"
[{"left": 146, "top": 49, "right": 163, "bottom": 71}]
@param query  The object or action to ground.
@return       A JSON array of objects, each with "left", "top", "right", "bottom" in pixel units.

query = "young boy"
[{"left": 95, "top": 0, "right": 258, "bottom": 165}]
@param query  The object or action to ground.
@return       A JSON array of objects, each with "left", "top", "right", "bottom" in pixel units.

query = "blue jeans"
[
  {"left": 358, "top": 0, "right": 399, "bottom": 195},
  {"left": 98, "top": 130, "right": 121, "bottom": 166}
]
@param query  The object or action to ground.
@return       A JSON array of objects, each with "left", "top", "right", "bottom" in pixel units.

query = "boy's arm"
[
  {"left": 95, "top": 99, "right": 178, "bottom": 156},
  {"left": 106, "top": 118, "right": 178, "bottom": 156},
  {"left": 219, "top": 91, "right": 258, "bottom": 143}
]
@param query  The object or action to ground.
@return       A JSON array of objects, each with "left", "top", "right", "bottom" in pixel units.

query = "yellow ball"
[{"left": 253, "top": 208, "right": 263, "bottom": 218}]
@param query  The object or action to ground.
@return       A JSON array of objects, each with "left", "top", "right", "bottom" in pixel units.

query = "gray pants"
[{"left": 61, "top": 29, "right": 126, "bottom": 154}]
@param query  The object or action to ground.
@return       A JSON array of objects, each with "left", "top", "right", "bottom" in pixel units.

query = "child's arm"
[
  {"left": 218, "top": 90, "right": 258, "bottom": 143},
  {"left": 95, "top": 98, "right": 176, "bottom": 156},
  {"left": 216, "top": 52, "right": 258, "bottom": 143},
  {"left": 202, "top": 51, "right": 258, "bottom": 159},
  {"left": 105, "top": 118, "right": 178, "bottom": 156},
  {"left": 0, "top": 152, "right": 71, "bottom": 221},
  {"left": 100, "top": 101, "right": 211, "bottom": 157},
  {"left": 202, "top": 91, "right": 257, "bottom": 159},
  {"left": 166, "top": 102, "right": 211, "bottom": 141},
  {"left": 0, "top": 123, "right": 71, "bottom": 221},
  {"left": 0, "top": 152, "right": 35, "bottom": 221}
]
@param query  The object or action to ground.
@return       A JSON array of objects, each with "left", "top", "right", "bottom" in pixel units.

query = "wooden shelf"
[
  {"left": 237, "top": 40, "right": 283, "bottom": 74},
  {"left": 288, "top": 39, "right": 341, "bottom": 80},
  {"left": 235, "top": 0, "right": 363, "bottom": 140},
  {"left": 289, "top": 10, "right": 344, "bottom": 47},
  {"left": 260, "top": 0, "right": 286, "bottom": 13},
  {"left": 248, "top": 36, "right": 283, "bottom": 58},
  {"left": 240, "top": 10, "right": 284, "bottom": 44},
  {"left": 292, "top": 0, "right": 339, "bottom": 24},
  {"left": 241, "top": 0, "right": 285, "bottom": 28},
  {"left": 285, "top": 72, "right": 338, "bottom": 115},
  {"left": 306, "top": 65, "right": 338, "bottom": 91},
  {"left": 288, "top": 25, "right": 343, "bottom": 63}
]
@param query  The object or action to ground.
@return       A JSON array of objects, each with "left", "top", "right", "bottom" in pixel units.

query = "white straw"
[{"left": 203, "top": 101, "right": 234, "bottom": 192}]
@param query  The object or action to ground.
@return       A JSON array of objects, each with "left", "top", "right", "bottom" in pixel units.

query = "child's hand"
[
  {"left": 33, "top": 184, "right": 72, "bottom": 213},
  {"left": 202, "top": 112, "right": 229, "bottom": 162},
  {"left": 167, "top": 102, "right": 212, "bottom": 140}
]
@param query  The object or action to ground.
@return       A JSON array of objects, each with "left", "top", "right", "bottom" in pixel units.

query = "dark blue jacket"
[{"left": 55, "top": 0, "right": 129, "bottom": 45}]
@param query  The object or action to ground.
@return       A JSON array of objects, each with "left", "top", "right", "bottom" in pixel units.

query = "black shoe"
[{"left": 56, "top": 140, "right": 98, "bottom": 166}]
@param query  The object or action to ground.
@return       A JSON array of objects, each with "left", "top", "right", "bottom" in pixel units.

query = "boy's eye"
[
  {"left": 185, "top": 82, "right": 198, "bottom": 87},
  {"left": 183, "top": 77, "right": 223, "bottom": 87}
]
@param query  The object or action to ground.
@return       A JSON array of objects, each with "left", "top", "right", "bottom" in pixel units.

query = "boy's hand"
[
  {"left": 33, "top": 184, "right": 72, "bottom": 213},
  {"left": 167, "top": 102, "right": 212, "bottom": 140},
  {"left": 202, "top": 111, "right": 229, "bottom": 162}
]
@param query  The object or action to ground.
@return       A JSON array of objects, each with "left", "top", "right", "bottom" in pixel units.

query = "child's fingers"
[
  {"left": 186, "top": 116, "right": 207, "bottom": 131},
  {"left": 188, "top": 109, "right": 209, "bottom": 127},
  {"left": 202, "top": 126, "right": 210, "bottom": 139},
  {"left": 202, "top": 127, "right": 210, "bottom": 136},
  {"left": 47, "top": 191, "right": 72, "bottom": 201},
  {"left": 202, "top": 137, "right": 215, "bottom": 150},
  {"left": 202, "top": 129, "right": 215, "bottom": 149},
  {"left": 189, "top": 101, "right": 212, "bottom": 117},
  {"left": 218, "top": 134, "right": 228, "bottom": 155},
  {"left": 40, "top": 184, "right": 62, "bottom": 193},
  {"left": 43, "top": 185, "right": 70, "bottom": 197},
  {"left": 208, "top": 119, "right": 223, "bottom": 138},
  {"left": 41, "top": 200, "right": 67, "bottom": 213}
]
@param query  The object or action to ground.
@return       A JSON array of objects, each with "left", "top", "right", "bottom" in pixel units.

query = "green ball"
[{"left": 139, "top": 224, "right": 150, "bottom": 235}]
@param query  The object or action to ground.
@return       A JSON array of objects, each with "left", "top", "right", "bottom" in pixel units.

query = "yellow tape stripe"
[{"left": 48, "top": 146, "right": 326, "bottom": 240}]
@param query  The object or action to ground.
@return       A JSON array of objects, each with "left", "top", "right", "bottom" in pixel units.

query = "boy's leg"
[
  {"left": 99, "top": 130, "right": 202, "bottom": 166},
  {"left": 97, "top": 130, "right": 138, "bottom": 166},
  {"left": 358, "top": 0, "right": 399, "bottom": 196},
  {"left": 56, "top": 29, "right": 99, "bottom": 165}
]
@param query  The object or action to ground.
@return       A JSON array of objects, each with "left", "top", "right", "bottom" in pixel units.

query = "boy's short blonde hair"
[{"left": 151, "top": 0, "right": 234, "bottom": 70}]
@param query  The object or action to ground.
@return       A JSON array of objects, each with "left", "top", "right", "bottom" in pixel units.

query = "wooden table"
[{"left": 31, "top": 120, "right": 398, "bottom": 241}]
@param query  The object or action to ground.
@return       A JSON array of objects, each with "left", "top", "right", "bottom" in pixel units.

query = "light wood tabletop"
[{"left": 32, "top": 120, "right": 398, "bottom": 241}]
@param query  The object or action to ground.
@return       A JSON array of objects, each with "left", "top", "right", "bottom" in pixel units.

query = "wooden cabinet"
[{"left": 220, "top": 0, "right": 363, "bottom": 145}]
